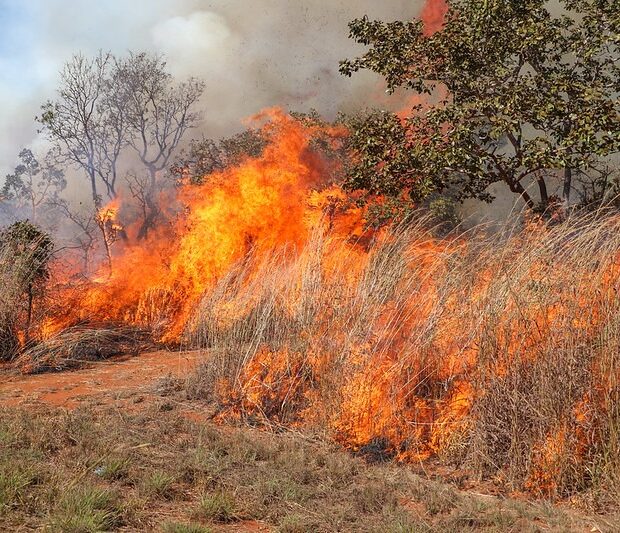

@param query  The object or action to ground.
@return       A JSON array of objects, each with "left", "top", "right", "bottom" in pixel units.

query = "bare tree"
[
  {"left": 2, "top": 148, "right": 66, "bottom": 223},
  {"left": 38, "top": 50, "right": 204, "bottom": 257},
  {"left": 113, "top": 53, "right": 205, "bottom": 238},
  {"left": 50, "top": 199, "right": 99, "bottom": 274},
  {"left": 38, "top": 52, "right": 127, "bottom": 207}
]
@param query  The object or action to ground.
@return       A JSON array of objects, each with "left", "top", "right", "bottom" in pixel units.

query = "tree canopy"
[
  {"left": 2, "top": 149, "right": 66, "bottom": 223},
  {"left": 340, "top": 0, "right": 620, "bottom": 212}
]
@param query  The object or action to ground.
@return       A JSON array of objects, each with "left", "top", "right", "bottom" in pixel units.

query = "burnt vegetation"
[{"left": 0, "top": 0, "right": 619, "bottom": 528}]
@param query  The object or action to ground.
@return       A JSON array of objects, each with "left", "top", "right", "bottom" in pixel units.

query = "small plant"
[
  {"left": 141, "top": 470, "right": 175, "bottom": 499},
  {"left": 95, "top": 457, "right": 131, "bottom": 481},
  {"left": 161, "top": 521, "right": 213, "bottom": 533},
  {"left": 48, "top": 485, "right": 121, "bottom": 532},
  {"left": 257, "top": 476, "right": 307, "bottom": 505},
  {"left": 0, "top": 465, "right": 35, "bottom": 510},
  {"left": 427, "top": 196, "right": 461, "bottom": 235},
  {"left": 277, "top": 514, "right": 317, "bottom": 533},
  {"left": 195, "top": 490, "right": 237, "bottom": 523},
  {"left": 423, "top": 485, "right": 458, "bottom": 517}
]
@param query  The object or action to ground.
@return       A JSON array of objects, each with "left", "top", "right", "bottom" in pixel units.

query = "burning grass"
[
  {"left": 186, "top": 212, "right": 620, "bottom": 506},
  {"left": 2, "top": 111, "right": 619, "bottom": 507}
]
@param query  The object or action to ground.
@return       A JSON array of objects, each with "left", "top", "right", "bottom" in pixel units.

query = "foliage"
[
  {"left": 340, "top": 0, "right": 620, "bottom": 211},
  {"left": 0, "top": 221, "right": 53, "bottom": 284},
  {"left": 171, "top": 129, "right": 269, "bottom": 185},
  {"left": 0, "top": 221, "right": 53, "bottom": 359},
  {"left": 172, "top": 109, "right": 354, "bottom": 190},
  {"left": 2, "top": 148, "right": 65, "bottom": 223}
]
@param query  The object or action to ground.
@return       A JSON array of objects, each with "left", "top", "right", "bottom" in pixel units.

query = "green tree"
[
  {"left": 171, "top": 128, "right": 268, "bottom": 186},
  {"left": 340, "top": 0, "right": 620, "bottom": 212},
  {"left": 2, "top": 149, "right": 66, "bottom": 223},
  {"left": 0, "top": 221, "right": 53, "bottom": 358}
]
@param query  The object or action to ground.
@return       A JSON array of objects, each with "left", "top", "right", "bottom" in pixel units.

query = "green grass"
[
  {"left": 141, "top": 470, "right": 176, "bottom": 499},
  {"left": 48, "top": 485, "right": 121, "bottom": 532},
  {"left": 161, "top": 521, "right": 213, "bottom": 533},
  {"left": 0, "top": 403, "right": 613, "bottom": 532},
  {"left": 95, "top": 457, "right": 131, "bottom": 481},
  {"left": 195, "top": 490, "right": 237, "bottom": 523},
  {"left": 0, "top": 464, "right": 35, "bottom": 510}
]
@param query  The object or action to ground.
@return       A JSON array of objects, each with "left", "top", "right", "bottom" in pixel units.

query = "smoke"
[{"left": 0, "top": 0, "right": 427, "bottom": 179}]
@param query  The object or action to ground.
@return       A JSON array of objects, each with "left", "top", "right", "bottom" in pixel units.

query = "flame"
[
  {"left": 96, "top": 197, "right": 121, "bottom": 227},
  {"left": 420, "top": 0, "right": 449, "bottom": 36},
  {"left": 51, "top": 109, "right": 356, "bottom": 340},
  {"left": 35, "top": 106, "right": 620, "bottom": 497}
]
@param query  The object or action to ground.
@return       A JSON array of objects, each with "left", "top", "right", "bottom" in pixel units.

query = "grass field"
[{"left": 0, "top": 401, "right": 614, "bottom": 532}]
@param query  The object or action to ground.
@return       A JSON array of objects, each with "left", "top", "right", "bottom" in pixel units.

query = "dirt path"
[{"left": 0, "top": 350, "right": 202, "bottom": 408}]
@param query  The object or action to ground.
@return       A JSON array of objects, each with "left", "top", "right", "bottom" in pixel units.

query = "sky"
[{"left": 0, "top": 0, "right": 425, "bottom": 178}]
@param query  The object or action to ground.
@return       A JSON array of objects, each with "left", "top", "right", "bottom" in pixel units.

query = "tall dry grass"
[{"left": 186, "top": 213, "right": 620, "bottom": 503}]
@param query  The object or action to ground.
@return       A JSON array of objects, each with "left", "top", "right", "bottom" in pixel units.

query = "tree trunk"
[
  {"left": 537, "top": 176, "right": 549, "bottom": 209},
  {"left": 563, "top": 166, "right": 572, "bottom": 206},
  {"left": 507, "top": 179, "right": 535, "bottom": 210},
  {"left": 89, "top": 169, "right": 100, "bottom": 209},
  {"left": 137, "top": 167, "right": 159, "bottom": 240},
  {"left": 97, "top": 220, "right": 113, "bottom": 277}
]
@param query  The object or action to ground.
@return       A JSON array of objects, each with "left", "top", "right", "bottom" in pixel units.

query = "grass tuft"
[
  {"left": 161, "top": 521, "right": 213, "bottom": 533},
  {"left": 48, "top": 485, "right": 121, "bottom": 532},
  {"left": 195, "top": 490, "right": 237, "bottom": 523},
  {"left": 141, "top": 470, "right": 176, "bottom": 500}
]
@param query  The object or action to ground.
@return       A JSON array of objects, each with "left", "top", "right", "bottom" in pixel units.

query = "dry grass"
[
  {"left": 185, "top": 212, "right": 620, "bottom": 505},
  {"left": 0, "top": 403, "right": 608, "bottom": 532},
  {"left": 14, "top": 325, "right": 154, "bottom": 373}
]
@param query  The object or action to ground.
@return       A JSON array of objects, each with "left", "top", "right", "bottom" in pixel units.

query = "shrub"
[{"left": 0, "top": 221, "right": 52, "bottom": 360}]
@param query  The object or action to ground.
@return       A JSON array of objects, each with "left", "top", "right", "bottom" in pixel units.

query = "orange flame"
[
  {"left": 38, "top": 106, "right": 620, "bottom": 497},
  {"left": 421, "top": 0, "right": 448, "bottom": 36}
]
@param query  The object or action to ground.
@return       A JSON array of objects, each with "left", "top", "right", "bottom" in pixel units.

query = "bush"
[{"left": 0, "top": 221, "right": 52, "bottom": 360}]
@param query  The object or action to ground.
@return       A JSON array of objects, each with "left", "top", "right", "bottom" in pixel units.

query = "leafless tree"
[
  {"left": 38, "top": 52, "right": 127, "bottom": 207},
  {"left": 112, "top": 52, "right": 205, "bottom": 238},
  {"left": 38, "top": 50, "right": 204, "bottom": 262},
  {"left": 49, "top": 199, "right": 99, "bottom": 274}
]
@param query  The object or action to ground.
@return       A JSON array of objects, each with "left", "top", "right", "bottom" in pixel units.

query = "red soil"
[{"left": 0, "top": 350, "right": 201, "bottom": 409}]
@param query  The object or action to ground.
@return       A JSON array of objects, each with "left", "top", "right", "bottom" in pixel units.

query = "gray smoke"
[{"left": 0, "top": 0, "right": 423, "bottom": 179}]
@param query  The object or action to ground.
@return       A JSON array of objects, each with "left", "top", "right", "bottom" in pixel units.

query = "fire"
[
  {"left": 420, "top": 0, "right": 449, "bottom": 36},
  {"left": 36, "top": 107, "right": 620, "bottom": 498},
  {"left": 51, "top": 109, "right": 357, "bottom": 340}
]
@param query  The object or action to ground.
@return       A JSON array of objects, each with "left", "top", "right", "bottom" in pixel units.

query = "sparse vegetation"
[
  {"left": 195, "top": 490, "right": 237, "bottom": 523},
  {"left": 0, "top": 403, "right": 610, "bottom": 532}
]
